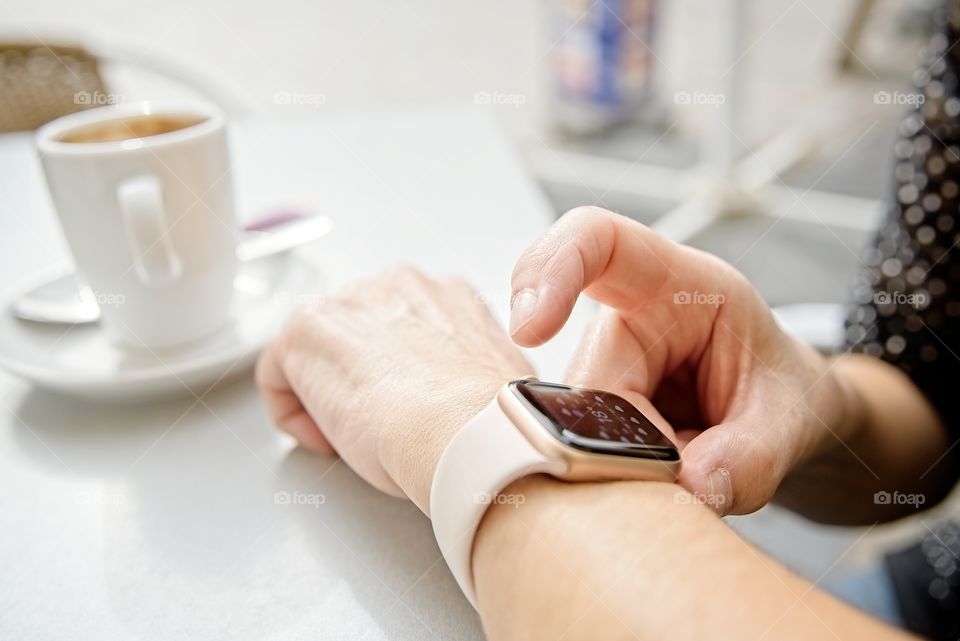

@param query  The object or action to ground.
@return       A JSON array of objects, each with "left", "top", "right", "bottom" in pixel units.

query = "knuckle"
[
  {"left": 282, "top": 302, "right": 329, "bottom": 344},
  {"left": 563, "top": 206, "right": 623, "bottom": 252},
  {"left": 254, "top": 338, "right": 290, "bottom": 393},
  {"left": 563, "top": 205, "right": 615, "bottom": 225},
  {"left": 338, "top": 279, "right": 369, "bottom": 302},
  {"left": 514, "top": 206, "right": 619, "bottom": 282},
  {"left": 288, "top": 303, "right": 316, "bottom": 331},
  {"left": 384, "top": 263, "right": 424, "bottom": 282},
  {"left": 253, "top": 349, "right": 272, "bottom": 390},
  {"left": 378, "top": 264, "right": 432, "bottom": 294},
  {"left": 441, "top": 275, "right": 475, "bottom": 295},
  {"left": 682, "top": 246, "right": 746, "bottom": 286}
]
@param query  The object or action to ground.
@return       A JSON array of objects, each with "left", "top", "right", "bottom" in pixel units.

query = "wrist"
[
  {"left": 769, "top": 342, "right": 869, "bottom": 477},
  {"left": 789, "top": 350, "right": 868, "bottom": 466},
  {"left": 822, "top": 355, "right": 869, "bottom": 448},
  {"left": 380, "top": 370, "right": 527, "bottom": 514}
]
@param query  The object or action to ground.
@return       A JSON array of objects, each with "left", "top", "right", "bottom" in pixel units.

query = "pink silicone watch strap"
[{"left": 429, "top": 392, "right": 566, "bottom": 609}]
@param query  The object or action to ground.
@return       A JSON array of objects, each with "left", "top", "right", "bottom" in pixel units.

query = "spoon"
[{"left": 11, "top": 214, "right": 332, "bottom": 325}]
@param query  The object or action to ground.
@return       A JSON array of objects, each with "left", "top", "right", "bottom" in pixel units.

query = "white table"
[{"left": 0, "top": 110, "right": 595, "bottom": 640}]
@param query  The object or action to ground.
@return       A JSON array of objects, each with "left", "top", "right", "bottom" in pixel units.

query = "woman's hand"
[
  {"left": 256, "top": 266, "right": 532, "bottom": 514},
  {"left": 510, "top": 206, "right": 864, "bottom": 515}
]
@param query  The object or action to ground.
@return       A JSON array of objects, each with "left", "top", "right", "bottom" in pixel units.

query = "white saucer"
[{"left": 0, "top": 251, "right": 326, "bottom": 402}]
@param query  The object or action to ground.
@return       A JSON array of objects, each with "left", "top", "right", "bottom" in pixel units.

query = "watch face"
[{"left": 511, "top": 380, "right": 678, "bottom": 461}]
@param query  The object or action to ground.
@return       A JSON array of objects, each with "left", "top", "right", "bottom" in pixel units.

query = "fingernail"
[
  {"left": 706, "top": 468, "right": 733, "bottom": 515},
  {"left": 509, "top": 289, "right": 538, "bottom": 337}
]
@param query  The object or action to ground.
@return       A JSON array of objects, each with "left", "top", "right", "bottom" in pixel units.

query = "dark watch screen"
[{"left": 511, "top": 380, "right": 678, "bottom": 460}]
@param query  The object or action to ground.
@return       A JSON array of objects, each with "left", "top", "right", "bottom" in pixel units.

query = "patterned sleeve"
[
  {"left": 844, "top": 6, "right": 960, "bottom": 639},
  {"left": 845, "top": 15, "right": 960, "bottom": 439}
]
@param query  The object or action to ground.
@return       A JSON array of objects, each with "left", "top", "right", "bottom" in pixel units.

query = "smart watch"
[{"left": 429, "top": 378, "right": 680, "bottom": 608}]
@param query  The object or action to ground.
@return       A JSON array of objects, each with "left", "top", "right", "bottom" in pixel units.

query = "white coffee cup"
[{"left": 36, "top": 101, "right": 238, "bottom": 350}]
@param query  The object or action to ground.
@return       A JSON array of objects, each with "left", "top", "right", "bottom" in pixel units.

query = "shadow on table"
[
  {"left": 9, "top": 383, "right": 211, "bottom": 477},
  {"left": 8, "top": 378, "right": 481, "bottom": 640},
  {"left": 270, "top": 446, "right": 483, "bottom": 640}
]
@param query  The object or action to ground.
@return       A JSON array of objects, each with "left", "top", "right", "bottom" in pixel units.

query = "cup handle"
[{"left": 117, "top": 175, "right": 182, "bottom": 285}]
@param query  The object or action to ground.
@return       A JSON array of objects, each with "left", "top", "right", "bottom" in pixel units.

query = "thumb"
[{"left": 677, "top": 420, "right": 790, "bottom": 516}]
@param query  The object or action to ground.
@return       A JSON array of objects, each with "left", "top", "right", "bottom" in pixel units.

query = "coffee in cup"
[
  {"left": 55, "top": 113, "right": 208, "bottom": 144},
  {"left": 35, "top": 101, "right": 238, "bottom": 350}
]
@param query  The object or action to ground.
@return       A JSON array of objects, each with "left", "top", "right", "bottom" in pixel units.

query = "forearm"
[
  {"left": 473, "top": 476, "right": 912, "bottom": 641},
  {"left": 776, "top": 353, "right": 954, "bottom": 524}
]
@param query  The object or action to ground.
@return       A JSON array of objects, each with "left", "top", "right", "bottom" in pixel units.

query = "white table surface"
[{"left": 0, "top": 110, "right": 595, "bottom": 640}]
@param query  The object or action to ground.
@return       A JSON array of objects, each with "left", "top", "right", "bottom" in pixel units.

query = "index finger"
[{"left": 509, "top": 206, "right": 682, "bottom": 347}]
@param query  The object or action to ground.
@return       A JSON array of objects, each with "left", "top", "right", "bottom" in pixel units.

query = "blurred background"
[
  {"left": 1, "top": 0, "right": 954, "bottom": 586},
  {"left": 0, "top": 0, "right": 932, "bottom": 302}
]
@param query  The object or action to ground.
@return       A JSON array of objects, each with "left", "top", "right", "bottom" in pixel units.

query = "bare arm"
[
  {"left": 474, "top": 475, "right": 916, "bottom": 641},
  {"left": 775, "top": 353, "right": 954, "bottom": 524}
]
